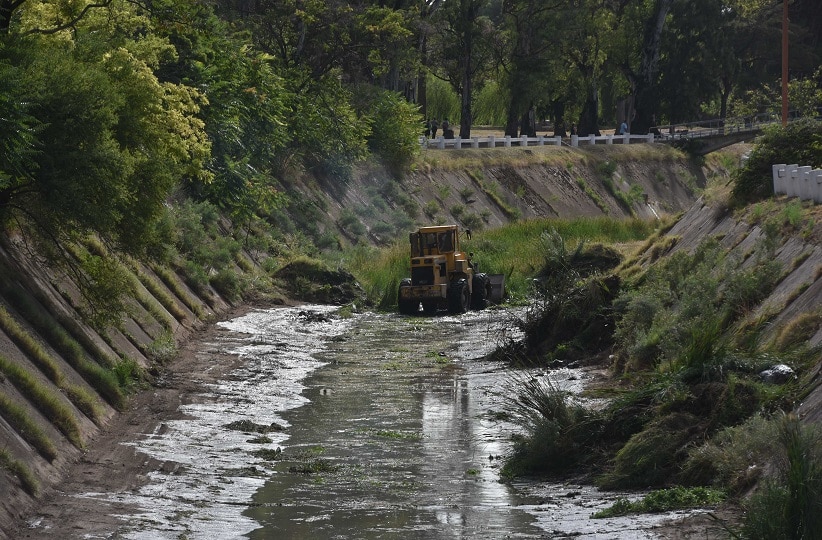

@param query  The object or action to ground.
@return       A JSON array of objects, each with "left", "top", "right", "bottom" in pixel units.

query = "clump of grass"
[
  {"left": 151, "top": 264, "right": 206, "bottom": 320},
  {"left": 250, "top": 447, "right": 283, "bottom": 461},
  {"left": 0, "top": 448, "right": 39, "bottom": 495},
  {"left": 501, "top": 374, "right": 603, "bottom": 478},
  {"left": 129, "top": 262, "right": 188, "bottom": 322},
  {"left": 111, "top": 357, "right": 145, "bottom": 394},
  {"left": 423, "top": 200, "right": 440, "bottom": 218},
  {"left": 0, "top": 354, "right": 84, "bottom": 448},
  {"left": 0, "top": 393, "right": 58, "bottom": 461},
  {"left": 576, "top": 177, "right": 609, "bottom": 214},
  {"left": 147, "top": 331, "right": 177, "bottom": 364},
  {"left": 342, "top": 242, "right": 408, "bottom": 309},
  {"left": 741, "top": 414, "right": 822, "bottom": 540},
  {"left": 289, "top": 459, "right": 339, "bottom": 474},
  {"left": 598, "top": 412, "right": 698, "bottom": 489},
  {"left": 593, "top": 486, "right": 725, "bottom": 518}
]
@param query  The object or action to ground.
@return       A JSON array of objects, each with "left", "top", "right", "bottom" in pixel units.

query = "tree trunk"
[
  {"left": 459, "top": 15, "right": 473, "bottom": 138},
  {"left": 551, "top": 100, "right": 567, "bottom": 137},
  {"left": 632, "top": 0, "right": 674, "bottom": 134}
]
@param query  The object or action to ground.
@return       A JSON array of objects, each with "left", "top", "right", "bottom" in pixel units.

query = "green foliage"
[
  {"left": 338, "top": 209, "right": 367, "bottom": 240},
  {"left": 598, "top": 412, "right": 698, "bottom": 489},
  {"left": 425, "top": 75, "right": 461, "bottom": 126},
  {"left": 4, "top": 24, "right": 211, "bottom": 255},
  {"left": 593, "top": 486, "right": 725, "bottom": 518},
  {"left": 613, "top": 237, "right": 781, "bottom": 372},
  {"left": 501, "top": 374, "right": 603, "bottom": 477},
  {"left": 210, "top": 268, "right": 245, "bottom": 302},
  {"left": 111, "top": 357, "right": 144, "bottom": 394},
  {"left": 741, "top": 415, "right": 822, "bottom": 540},
  {"left": 343, "top": 242, "right": 408, "bottom": 310},
  {"left": 731, "top": 119, "right": 822, "bottom": 205},
  {"left": 147, "top": 331, "right": 178, "bottom": 364},
  {"left": 682, "top": 415, "right": 781, "bottom": 493},
  {"left": 356, "top": 86, "right": 422, "bottom": 174},
  {"left": 285, "top": 72, "right": 370, "bottom": 181},
  {"left": 473, "top": 81, "right": 508, "bottom": 126},
  {"left": 74, "top": 248, "right": 135, "bottom": 331}
]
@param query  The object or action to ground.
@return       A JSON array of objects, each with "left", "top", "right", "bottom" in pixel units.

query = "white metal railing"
[
  {"left": 418, "top": 133, "right": 654, "bottom": 150},
  {"left": 773, "top": 164, "right": 822, "bottom": 203}
]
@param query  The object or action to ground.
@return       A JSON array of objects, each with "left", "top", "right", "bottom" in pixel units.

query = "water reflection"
[{"left": 245, "top": 311, "right": 545, "bottom": 538}]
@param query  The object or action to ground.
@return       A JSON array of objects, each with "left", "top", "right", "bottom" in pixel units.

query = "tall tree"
[
  {"left": 429, "top": 0, "right": 493, "bottom": 138},
  {"left": 615, "top": 0, "right": 675, "bottom": 133},
  {"left": 498, "top": 0, "right": 563, "bottom": 137}
]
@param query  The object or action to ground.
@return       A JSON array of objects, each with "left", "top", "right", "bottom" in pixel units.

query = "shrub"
[
  {"left": 360, "top": 87, "right": 422, "bottom": 174},
  {"left": 147, "top": 331, "right": 177, "bottom": 364},
  {"left": 501, "top": 374, "right": 603, "bottom": 477},
  {"left": 741, "top": 415, "right": 822, "bottom": 540},
  {"left": 210, "top": 268, "right": 244, "bottom": 301},
  {"left": 731, "top": 119, "right": 822, "bottom": 204},
  {"left": 338, "top": 209, "right": 366, "bottom": 239},
  {"left": 111, "top": 357, "right": 144, "bottom": 394}
]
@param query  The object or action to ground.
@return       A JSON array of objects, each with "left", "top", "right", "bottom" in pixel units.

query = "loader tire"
[
  {"left": 398, "top": 279, "right": 419, "bottom": 315},
  {"left": 471, "top": 273, "right": 489, "bottom": 310},
  {"left": 447, "top": 279, "right": 470, "bottom": 314}
]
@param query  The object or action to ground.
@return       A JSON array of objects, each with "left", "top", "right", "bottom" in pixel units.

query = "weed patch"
[{"left": 593, "top": 486, "right": 725, "bottom": 518}]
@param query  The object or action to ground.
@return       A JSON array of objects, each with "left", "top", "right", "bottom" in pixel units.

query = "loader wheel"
[
  {"left": 398, "top": 279, "right": 419, "bottom": 315},
  {"left": 447, "top": 279, "right": 470, "bottom": 314},
  {"left": 471, "top": 273, "right": 489, "bottom": 310},
  {"left": 422, "top": 301, "right": 438, "bottom": 315}
]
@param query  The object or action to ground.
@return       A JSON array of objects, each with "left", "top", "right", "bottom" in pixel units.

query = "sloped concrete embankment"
[
  {"left": 643, "top": 201, "right": 822, "bottom": 420},
  {"left": 0, "top": 232, "right": 244, "bottom": 536}
]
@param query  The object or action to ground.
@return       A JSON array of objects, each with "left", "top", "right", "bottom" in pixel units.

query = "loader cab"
[{"left": 410, "top": 228, "right": 457, "bottom": 258}]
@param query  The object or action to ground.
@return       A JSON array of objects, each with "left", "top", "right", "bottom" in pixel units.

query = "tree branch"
[{"left": 23, "top": 0, "right": 113, "bottom": 36}]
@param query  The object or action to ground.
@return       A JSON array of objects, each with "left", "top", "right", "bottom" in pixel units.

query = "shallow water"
[{"left": 73, "top": 305, "right": 694, "bottom": 538}]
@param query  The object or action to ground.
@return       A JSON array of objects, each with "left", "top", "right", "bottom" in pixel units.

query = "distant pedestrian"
[
  {"left": 431, "top": 118, "right": 439, "bottom": 138},
  {"left": 617, "top": 121, "right": 628, "bottom": 135},
  {"left": 570, "top": 123, "right": 577, "bottom": 136},
  {"left": 424, "top": 119, "right": 431, "bottom": 138}
]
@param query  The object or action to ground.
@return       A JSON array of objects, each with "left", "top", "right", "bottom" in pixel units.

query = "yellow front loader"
[{"left": 397, "top": 225, "right": 503, "bottom": 315}]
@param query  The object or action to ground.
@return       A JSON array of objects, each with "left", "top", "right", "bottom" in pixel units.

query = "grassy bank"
[{"left": 340, "top": 216, "right": 660, "bottom": 308}]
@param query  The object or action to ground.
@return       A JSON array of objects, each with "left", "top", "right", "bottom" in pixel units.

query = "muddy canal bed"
[{"left": 63, "top": 305, "right": 695, "bottom": 538}]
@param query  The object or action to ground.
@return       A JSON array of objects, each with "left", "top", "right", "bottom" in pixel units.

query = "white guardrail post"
[
  {"left": 773, "top": 163, "right": 822, "bottom": 203},
  {"left": 571, "top": 135, "right": 579, "bottom": 147},
  {"left": 773, "top": 164, "right": 787, "bottom": 195},
  {"left": 798, "top": 166, "right": 812, "bottom": 200},
  {"left": 786, "top": 166, "right": 800, "bottom": 197}
]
